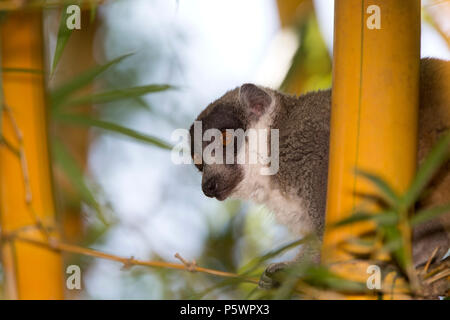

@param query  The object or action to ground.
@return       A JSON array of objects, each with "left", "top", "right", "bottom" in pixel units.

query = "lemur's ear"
[{"left": 239, "top": 83, "right": 272, "bottom": 121}]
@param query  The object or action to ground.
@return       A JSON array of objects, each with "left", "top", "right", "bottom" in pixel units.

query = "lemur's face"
[
  {"left": 189, "top": 84, "right": 273, "bottom": 201},
  {"left": 189, "top": 88, "right": 245, "bottom": 201}
]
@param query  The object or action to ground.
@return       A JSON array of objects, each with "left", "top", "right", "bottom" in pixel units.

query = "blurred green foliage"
[{"left": 280, "top": 11, "right": 332, "bottom": 94}]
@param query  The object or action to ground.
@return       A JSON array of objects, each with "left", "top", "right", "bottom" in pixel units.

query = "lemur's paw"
[{"left": 258, "top": 262, "right": 289, "bottom": 290}]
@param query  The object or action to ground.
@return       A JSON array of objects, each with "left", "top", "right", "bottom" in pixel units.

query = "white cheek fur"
[{"left": 229, "top": 98, "right": 314, "bottom": 236}]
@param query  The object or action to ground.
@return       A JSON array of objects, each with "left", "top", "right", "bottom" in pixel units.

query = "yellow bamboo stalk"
[
  {"left": 1, "top": 11, "right": 64, "bottom": 299},
  {"left": 322, "top": 0, "right": 421, "bottom": 297}
]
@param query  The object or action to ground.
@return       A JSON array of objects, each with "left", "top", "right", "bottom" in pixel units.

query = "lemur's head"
[{"left": 189, "top": 84, "right": 274, "bottom": 200}]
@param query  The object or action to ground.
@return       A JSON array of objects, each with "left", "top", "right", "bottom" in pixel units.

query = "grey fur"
[
  {"left": 190, "top": 58, "right": 450, "bottom": 269},
  {"left": 270, "top": 90, "right": 331, "bottom": 236}
]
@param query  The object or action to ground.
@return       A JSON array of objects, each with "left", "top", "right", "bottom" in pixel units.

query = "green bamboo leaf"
[
  {"left": 273, "top": 274, "right": 302, "bottom": 299},
  {"left": 51, "top": 2, "right": 80, "bottom": 75},
  {"left": 355, "top": 169, "right": 400, "bottom": 207},
  {"left": 239, "top": 237, "right": 311, "bottom": 276},
  {"left": 306, "top": 270, "right": 366, "bottom": 292},
  {"left": 287, "top": 264, "right": 366, "bottom": 292},
  {"left": 402, "top": 130, "right": 450, "bottom": 209},
  {"left": 333, "top": 210, "right": 397, "bottom": 228},
  {"left": 90, "top": 2, "right": 98, "bottom": 22},
  {"left": 369, "top": 211, "right": 399, "bottom": 226},
  {"left": 51, "top": 53, "right": 134, "bottom": 108},
  {"left": 63, "top": 84, "right": 173, "bottom": 107},
  {"left": 345, "top": 237, "right": 376, "bottom": 248},
  {"left": 52, "top": 137, "right": 106, "bottom": 223},
  {"left": 333, "top": 212, "right": 374, "bottom": 227},
  {"left": 189, "top": 277, "right": 251, "bottom": 300},
  {"left": 382, "top": 226, "right": 405, "bottom": 269},
  {"left": 244, "top": 286, "right": 271, "bottom": 300},
  {"left": 0, "top": 12, "right": 7, "bottom": 24},
  {"left": 134, "top": 96, "right": 153, "bottom": 111},
  {"left": 382, "top": 237, "right": 403, "bottom": 253},
  {"left": 410, "top": 203, "right": 450, "bottom": 226},
  {"left": 54, "top": 113, "right": 172, "bottom": 150},
  {"left": 2, "top": 68, "right": 43, "bottom": 74}
]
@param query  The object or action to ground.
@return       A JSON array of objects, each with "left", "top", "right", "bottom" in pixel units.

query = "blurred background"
[{"left": 0, "top": 0, "right": 449, "bottom": 299}]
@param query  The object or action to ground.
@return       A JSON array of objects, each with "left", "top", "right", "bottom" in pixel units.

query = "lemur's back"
[
  {"left": 272, "top": 58, "right": 450, "bottom": 265},
  {"left": 414, "top": 58, "right": 450, "bottom": 264},
  {"left": 418, "top": 58, "right": 450, "bottom": 197}
]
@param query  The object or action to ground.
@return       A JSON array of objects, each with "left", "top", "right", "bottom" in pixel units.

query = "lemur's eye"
[{"left": 222, "top": 131, "right": 232, "bottom": 146}]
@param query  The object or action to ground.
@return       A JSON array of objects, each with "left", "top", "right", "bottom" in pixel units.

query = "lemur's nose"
[{"left": 202, "top": 178, "right": 218, "bottom": 197}]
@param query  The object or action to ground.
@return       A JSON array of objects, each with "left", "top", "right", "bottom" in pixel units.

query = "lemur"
[{"left": 189, "top": 58, "right": 450, "bottom": 288}]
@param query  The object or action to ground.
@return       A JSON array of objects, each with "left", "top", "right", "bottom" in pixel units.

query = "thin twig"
[
  {"left": 425, "top": 269, "right": 450, "bottom": 285},
  {"left": 174, "top": 252, "right": 197, "bottom": 272},
  {"left": 4, "top": 104, "right": 23, "bottom": 142},
  {"left": 19, "top": 149, "right": 32, "bottom": 205},
  {"left": 4, "top": 104, "right": 31, "bottom": 204},
  {"left": 0, "top": 135, "right": 21, "bottom": 156},
  {"left": 423, "top": 246, "right": 439, "bottom": 274},
  {"left": 2, "top": 104, "right": 50, "bottom": 238},
  {"left": 424, "top": 261, "right": 450, "bottom": 279},
  {"left": 3, "top": 232, "right": 259, "bottom": 284}
]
